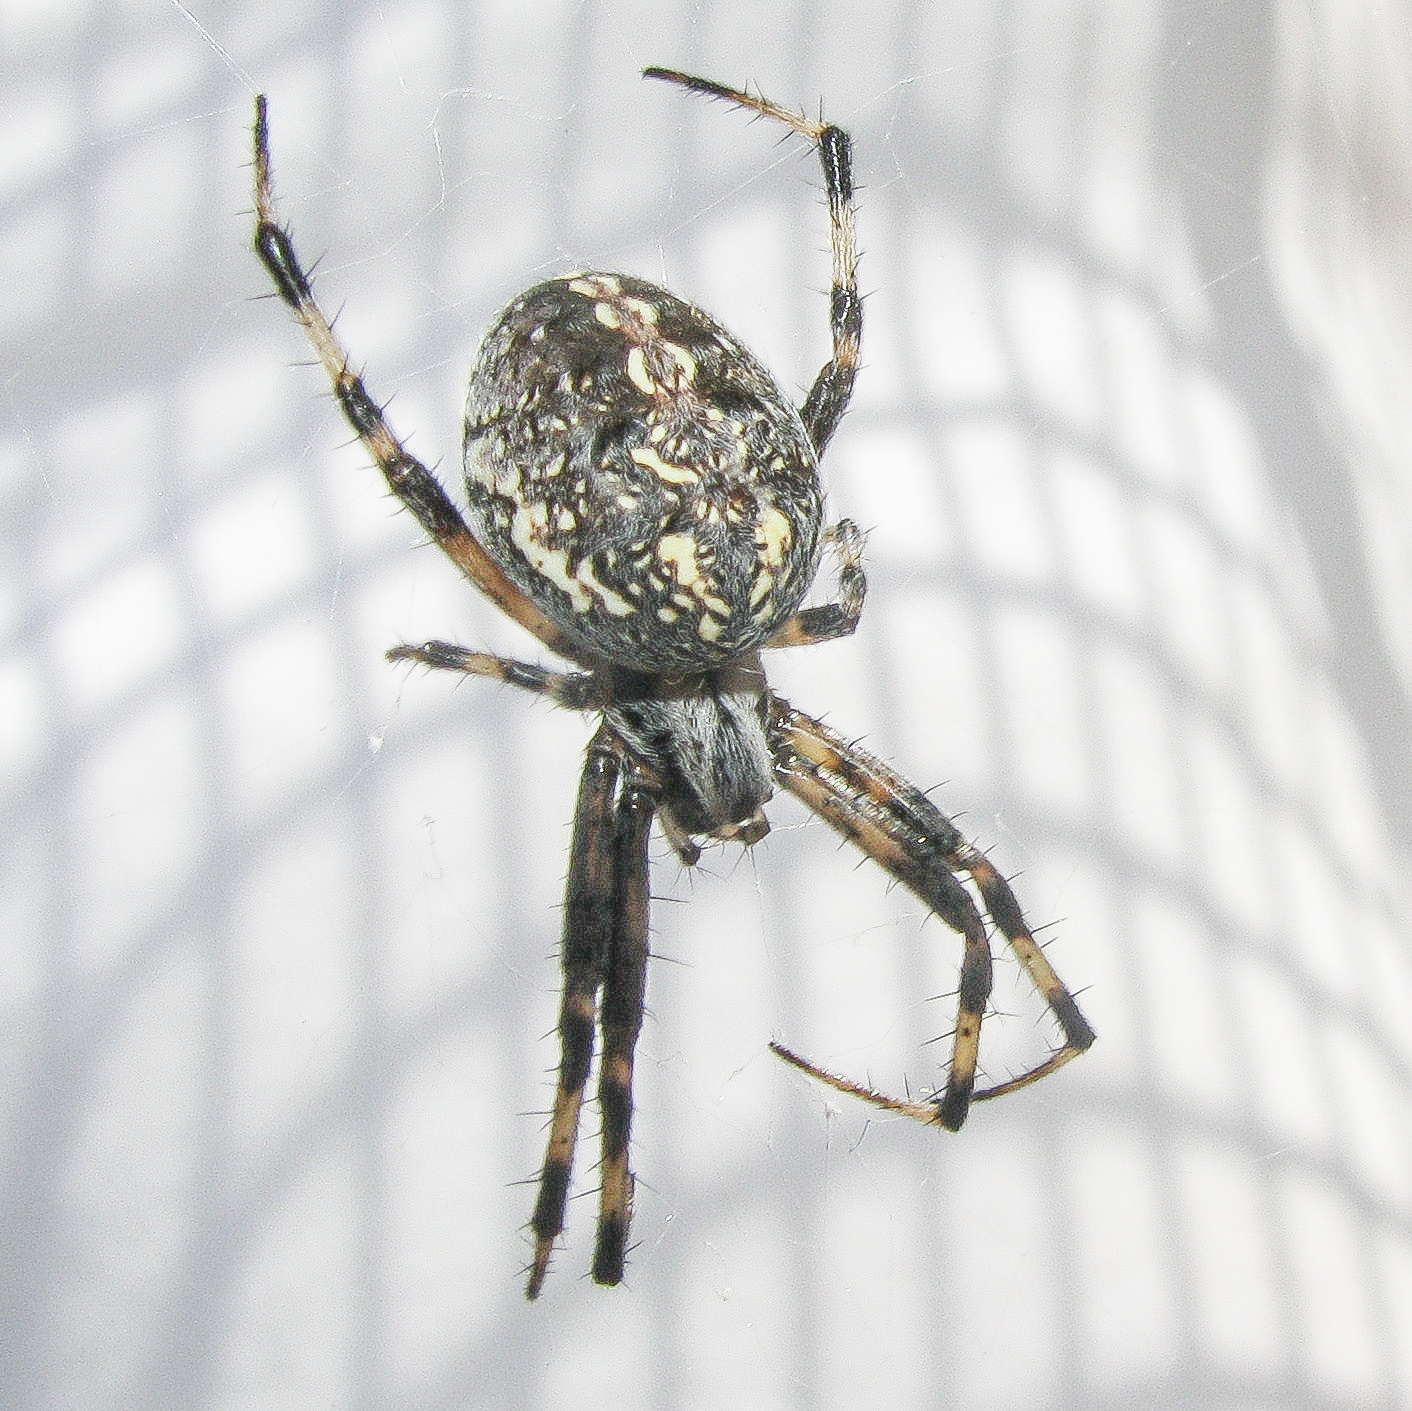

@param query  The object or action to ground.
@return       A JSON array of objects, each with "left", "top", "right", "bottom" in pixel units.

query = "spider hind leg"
[
  {"left": 769, "top": 698, "right": 1094, "bottom": 1129},
  {"left": 251, "top": 96, "right": 591, "bottom": 667}
]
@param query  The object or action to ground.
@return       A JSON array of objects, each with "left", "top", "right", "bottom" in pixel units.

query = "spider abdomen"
[{"left": 463, "top": 272, "right": 823, "bottom": 672}]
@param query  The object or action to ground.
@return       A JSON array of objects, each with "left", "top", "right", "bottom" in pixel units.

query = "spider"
[{"left": 252, "top": 67, "right": 1094, "bottom": 1298}]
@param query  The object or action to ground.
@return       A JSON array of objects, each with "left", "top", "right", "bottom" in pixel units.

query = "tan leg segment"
[{"left": 251, "top": 97, "right": 591, "bottom": 667}]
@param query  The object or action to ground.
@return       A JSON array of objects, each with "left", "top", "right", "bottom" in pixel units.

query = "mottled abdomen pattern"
[{"left": 463, "top": 273, "right": 823, "bottom": 672}]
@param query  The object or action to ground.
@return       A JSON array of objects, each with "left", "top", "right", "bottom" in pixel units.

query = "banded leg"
[
  {"left": 766, "top": 518, "right": 867, "bottom": 648},
  {"left": 768, "top": 698, "right": 1094, "bottom": 1129},
  {"left": 592, "top": 768, "right": 655, "bottom": 1286},
  {"left": 387, "top": 640, "right": 606, "bottom": 711},
  {"left": 642, "top": 68, "right": 862, "bottom": 455},
  {"left": 251, "top": 97, "right": 591, "bottom": 666},
  {"left": 526, "top": 726, "right": 621, "bottom": 1299}
]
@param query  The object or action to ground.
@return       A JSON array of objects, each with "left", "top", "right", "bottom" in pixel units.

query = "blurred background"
[{"left": 4, "top": 2, "right": 1411, "bottom": 1407}]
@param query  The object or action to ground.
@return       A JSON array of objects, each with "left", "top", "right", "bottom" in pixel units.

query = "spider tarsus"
[
  {"left": 970, "top": 1037, "right": 1092, "bottom": 1104},
  {"left": 524, "top": 1242, "right": 554, "bottom": 1301},
  {"left": 641, "top": 66, "right": 741, "bottom": 106},
  {"left": 642, "top": 65, "right": 825, "bottom": 143}
]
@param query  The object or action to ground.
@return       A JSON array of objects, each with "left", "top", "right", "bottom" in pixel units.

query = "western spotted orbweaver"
[{"left": 252, "top": 66, "right": 1094, "bottom": 1299}]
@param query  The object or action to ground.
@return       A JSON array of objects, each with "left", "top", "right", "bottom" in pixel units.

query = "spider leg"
[
  {"left": 768, "top": 698, "right": 1094, "bottom": 1129},
  {"left": 765, "top": 518, "right": 867, "bottom": 648},
  {"left": 526, "top": 725, "right": 621, "bottom": 1299},
  {"left": 592, "top": 766, "right": 654, "bottom": 1286},
  {"left": 386, "top": 640, "right": 607, "bottom": 711},
  {"left": 251, "top": 97, "right": 592, "bottom": 667},
  {"left": 951, "top": 849, "right": 1097, "bottom": 1099},
  {"left": 642, "top": 69, "right": 861, "bottom": 455}
]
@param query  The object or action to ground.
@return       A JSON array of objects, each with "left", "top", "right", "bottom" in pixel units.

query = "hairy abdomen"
[{"left": 463, "top": 272, "right": 823, "bottom": 672}]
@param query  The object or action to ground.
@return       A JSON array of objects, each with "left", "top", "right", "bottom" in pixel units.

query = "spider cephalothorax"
[{"left": 253, "top": 66, "right": 1094, "bottom": 1300}]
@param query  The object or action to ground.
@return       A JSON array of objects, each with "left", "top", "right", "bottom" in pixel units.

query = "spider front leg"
[
  {"left": 769, "top": 699, "right": 1094, "bottom": 1129},
  {"left": 251, "top": 96, "right": 591, "bottom": 667},
  {"left": 643, "top": 68, "right": 862, "bottom": 455}
]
